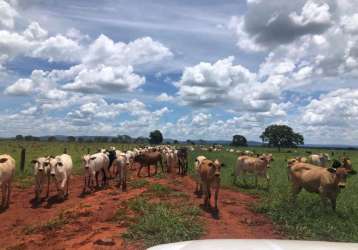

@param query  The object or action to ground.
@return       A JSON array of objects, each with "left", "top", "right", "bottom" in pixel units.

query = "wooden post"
[{"left": 20, "top": 147, "right": 26, "bottom": 172}]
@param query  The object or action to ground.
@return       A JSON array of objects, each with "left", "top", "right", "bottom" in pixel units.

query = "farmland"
[{"left": 0, "top": 140, "right": 358, "bottom": 249}]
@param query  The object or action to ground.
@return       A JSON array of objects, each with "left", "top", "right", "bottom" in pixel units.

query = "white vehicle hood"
[{"left": 148, "top": 239, "right": 358, "bottom": 250}]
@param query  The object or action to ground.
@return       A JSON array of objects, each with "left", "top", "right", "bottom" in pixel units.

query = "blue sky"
[{"left": 0, "top": 0, "right": 358, "bottom": 144}]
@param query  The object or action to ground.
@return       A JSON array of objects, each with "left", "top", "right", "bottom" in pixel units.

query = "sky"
[{"left": 0, "top": 0, "right": 358, "bottom": 144}]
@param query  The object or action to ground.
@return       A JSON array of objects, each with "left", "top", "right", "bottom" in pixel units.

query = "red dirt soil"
[{"left": 0, "top": 169, "right": 282, "bottom": 250}]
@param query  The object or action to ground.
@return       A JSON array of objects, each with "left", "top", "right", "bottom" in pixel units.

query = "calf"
[
  {"left": 288, "top": 162, "right": 348, "bottom": 210},
  {"left": 32, "top": 157, "right": 51, "bottom": 202},
  {"left": 194, "top": 156, "right": 207, "bottom": 194},
  {"left": 234, "top": 154, "right": 273, "bottom": 187},
  {"left": 48, "top": 154, "right": 73, "bottom": 199},
  {"left": 0, "top": 155, "right": 15, "bottom": 209},
  {"left": 134, "top": 151, "right": 163, "bottom": 177},
  {"left": 82, "top": 152, "right": 110, "bottom": 192},
  {"left": 112, "top": 155, "right": 127, "bottom": 191},
  {"left": 177, "top": 147, "right": 188, "bottom": 175},
  {"left": 197, "top": 159, "right": 223, "bottom": 211}
]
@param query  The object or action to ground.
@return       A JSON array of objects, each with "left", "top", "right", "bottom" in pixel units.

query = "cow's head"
[
  {"left": 48, "top": 157, "right": 62, "bottom": 176},
  {"left": 211, "top": 159, "right": 224, "bottom": 177},
  {"left": 260, "top": 154, "right": 274, "bottom": 167},
  {"left": 327, "top": 167, "right": 348, "bottom": 189},
  {"left": 82, "top": 154, "right": 96, "bottom": 169},
  {"left": 31, "top": 157, "right": 50, "bottom": 173}
]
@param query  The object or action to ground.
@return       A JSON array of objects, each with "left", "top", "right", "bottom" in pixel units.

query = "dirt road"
[{"left": 0, "top": 170, "right": 281, "bottom": 250}]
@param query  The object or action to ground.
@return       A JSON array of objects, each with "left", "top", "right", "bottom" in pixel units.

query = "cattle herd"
[{"left": 0, "top": 146, "right": 355, "bottom": 214}]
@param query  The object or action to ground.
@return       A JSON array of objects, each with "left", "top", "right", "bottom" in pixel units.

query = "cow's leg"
[
  {"left": 266, "top": 172, "right": 270, "bottom": 188},
  {"left": 66, "top": 177, "right": 69, "bottom": 197},
  {"left": 1, "top": 184, "right": 5, "bottom": 208},
  {"left": 214, "top": 186, "right": 219, "bottom": 211},
  {"left": 95, "top": 171, "right": 99, "bottom": 187},
  {"left": 123, "top": 166, "right": 127, "bottom": 192},
  {"left": 137, "top": 164, "right": 142, "bottom": 177},
  {"left": 7, "top": 181, "right": 11, "bottom": 208},
  {"left": 202, "top": 182, "right": 208, "bottom": 207},
  {"left": 46, "top": 175, "right": 50, "bottom": 198}
]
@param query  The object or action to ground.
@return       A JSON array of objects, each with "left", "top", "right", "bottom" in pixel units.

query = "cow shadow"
[
  {"left": 44, "top": 195, "right": 67, "bottom": 209},
  {"left": 0, "top": 206, "right": 9, "bottom": 213},
  {"left": 199, "top": 204, "right": 220, "bottom": 220},
  {"left": 29, "top": 197, "right": 48, "bottom": 209}
]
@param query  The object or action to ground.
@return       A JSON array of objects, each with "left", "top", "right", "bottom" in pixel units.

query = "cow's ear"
[
  {"left": 31, "top": 159, "right": 38, "bottom": 164},
  {"left": 90, "top": 156, "right": 96, "bottom": 161},
  {"left": 0, "top": 158, "right": 8, "bottom": 163},
  {"left": 327, "top": 168, "right": 336, "bottom": 173}
]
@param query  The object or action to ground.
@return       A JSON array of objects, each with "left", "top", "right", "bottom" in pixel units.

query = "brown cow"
[
  {"left": 288, "top": 162, "right": 348, "bottom": 210},
  {"left": 234, "top": 154, "right": 273, "bottom": 187},
  {"left": 198, "top": 159, "right": 223, "bottom": 211},
  {"left": 134, "top": 152, "right": 163, "bottom": 177}
]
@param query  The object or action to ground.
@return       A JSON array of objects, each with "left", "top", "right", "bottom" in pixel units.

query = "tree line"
[{"left": 12, "top": 125, "right": 304, "bottom": 150}]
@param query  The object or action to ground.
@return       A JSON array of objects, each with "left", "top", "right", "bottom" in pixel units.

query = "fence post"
[{"left": 20, "top": 147, "right": 26, "bottom": 172}]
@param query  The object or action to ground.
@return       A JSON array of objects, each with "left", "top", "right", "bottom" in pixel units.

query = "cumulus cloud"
[
  {"left": 230, "top": 0, "right": 335, "bottom": 51},
  {"left": 0, "top": 0, "right": 17, "bottom": 29},
  {"left": 156, "top": 93, "right": 174, "bottom": 102}
]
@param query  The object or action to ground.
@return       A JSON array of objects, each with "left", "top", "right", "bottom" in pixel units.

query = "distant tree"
[
  {"left": 149, "top": 130, "right": 163, "bottom": 144},
  {"left": 232, "top": 135, "right": 248, "bottom": 147},
  {"left": 118, "top": 135, "right": 132, "bottom": 143},
  {"left": 15, "top": 135, "right": 23, "bottom": 141},
  {"left": 48, "top": 136, "right": 57, "bottom": 142},
  {"left": 111, "top": 137, "right": 119, "bottom": 143},
  {"left": 77, "top": 137, "right": 84, "bottom": 143},
  {"left": 173, "top": 140, "right": 179, "bottom": 144},
  {"left": 67, "top": 136, "right": 76, "bottom": 142},
  {"left": 260, "top": 124, "right": 304, "bottom": 151},
  {"left": 135, "top": 136, "right": 149, "bottom": 144},
  {"left": 186, "top": 139, "right": 195, "bottom": 145},
  {"left": 24, "top": 135, "right": 33, "bottom": 141}
]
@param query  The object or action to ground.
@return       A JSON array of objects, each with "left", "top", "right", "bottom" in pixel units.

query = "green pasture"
[{"left": 0, "top": 141, "right": 357, "bottom": 242}]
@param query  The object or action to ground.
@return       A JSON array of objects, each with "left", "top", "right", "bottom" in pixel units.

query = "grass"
[
  {"left": 129, "top": 179, "right": 149, "bottom": 189},
  {"left": 123, "top": 197, "right": 203, "bottom": 247},
  {"left": 2, "top": 140, "right": 358, "bottom": 242},
  {"left": 188, "top": 147, "right": 358, "bottom": 242}
]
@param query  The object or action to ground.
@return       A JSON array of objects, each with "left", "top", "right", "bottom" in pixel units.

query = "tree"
[
  {"left": 149, "top": 130, "right": 163, "bottom": 144},
  {"left": 232, "top": 135, "right": 248, "bottom": 147},
  {"left": 173, "top": 140, "right": 179, "bottom": 144},
  {"left": 77, "top": 137, "right": 84, "bottom": 143},
  {"left": 67, "top": 136, "right": 76, "bottom": 142},
  {"left": 260, "top": 125, "right": 304, "bottom": 151},
  {"left": 15, "top": 135, "right": 23, "bottom": 141},
  {"left": 24, "top": 135, "right": 33, "bottom": 141}
]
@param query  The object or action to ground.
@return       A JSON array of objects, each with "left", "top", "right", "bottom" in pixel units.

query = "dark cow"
[
  {"left": 134, "top": 152, "right": 164, "bottom": 177},
  {"left": 177, "top": 147, "right": 188, "bottom": 176}
]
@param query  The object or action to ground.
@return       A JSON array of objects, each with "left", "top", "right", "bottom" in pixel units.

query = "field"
[{"left": 0, "top": 140, "right": 357, "bottom": 249}]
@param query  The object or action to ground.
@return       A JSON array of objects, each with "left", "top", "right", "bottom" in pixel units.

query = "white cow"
[
  {"left": 0, "top": 154, "right": 15, "bottom": 208},
  {"left": 48, "top": 154, "right": 73, "bottom": 199},
  {"left": 194, "top": 155, "right": 207, "bottom": 194},
  {"left": 112, "top": 154, "right": 127, "bottom": 191},
  {"left": 307, "top": 153, "right": 330, "bottom": 167},
  {"left": 82, "top": 152, "right": 109, "bottom": 192},
  {"left": 32, "top": 156, "right": 51, "bottom": 202}
]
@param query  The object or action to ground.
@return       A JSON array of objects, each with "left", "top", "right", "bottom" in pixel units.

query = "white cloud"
[
  {"left": 4, "top": 78, "right": 33, "bottom": 95},
  {"left": 0, "top": 0, "right": 17, "bottom": 29},
  {"left": 62, "top": 64, "right": 144, "bottom": 93},
  {"left": 156, "top": 92, "right": 174, "bottom": 102},
  {"left": 289, "top": 1, "right": 331, "bottom": 27}
]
